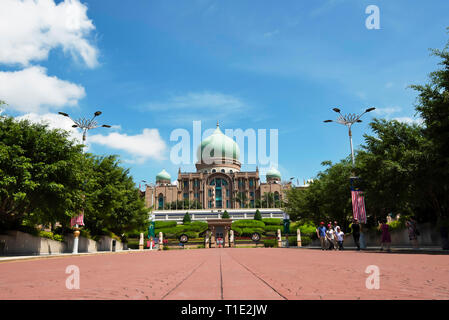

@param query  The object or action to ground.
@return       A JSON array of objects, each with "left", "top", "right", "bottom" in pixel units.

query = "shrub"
[
  {"left": 241, "top": 227, "right": 265, "bottom": 237},
  {"left": 232, "top": 220, "right": 265, "bottom": 228},
  {"left": 183, "top": 212, "right": 191, "bottom": 224},
  {"left": 387, "top": 219, "right": 406, "bottom": 232},
  {"left": 262, "top": 218, "right": 282, "bottom": 225},
  {"left": 222, "top": 210, "right": 230, "bottom": 218},
  {"left": 264, "top": 225, "right": 282, "bottom": 233},
  {"left": 254, "top": 209, "right": 262, "bottom": 221},
  {"left": 263, "top": 239, "right": 277, "bottom": 247},
  {"left": 300, "top": 235, "right": 312, "bottom": 246},
  {"left": 163, "top": 245, "right": 170, "bottom": 250},
  {"left": 155, "top": 221, "right": 177, "bottom": 229},
  {"left": 186, "top": 221, "right": 208, "bottom": 233}
]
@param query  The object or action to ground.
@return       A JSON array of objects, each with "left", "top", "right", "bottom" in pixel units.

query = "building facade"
[{"left": 144, "top": 123, "right": 291, "bottom": 211}]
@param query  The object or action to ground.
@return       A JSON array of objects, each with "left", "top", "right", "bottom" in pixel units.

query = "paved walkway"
[{"left": 1, "top": 248, "right": 449, "bottom": 299}]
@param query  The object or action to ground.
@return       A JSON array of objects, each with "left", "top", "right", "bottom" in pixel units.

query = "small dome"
[
  {"left": 156, "top": 169, "right": 171, "bottom": 181},
  {"left": 266, "top": 167, "right": 281, "bottom": 179},
  {"left": 197, "top": 123, "right": 240, "bottom": 161}
]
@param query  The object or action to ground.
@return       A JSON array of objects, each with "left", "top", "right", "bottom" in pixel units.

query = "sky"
[{"left": 1, "top": 0, "right": 448, "bottom": 187}]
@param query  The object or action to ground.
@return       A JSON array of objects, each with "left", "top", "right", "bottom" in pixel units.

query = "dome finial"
[{"left": 216, "top": 120, "right": 219, "bottom": 128}]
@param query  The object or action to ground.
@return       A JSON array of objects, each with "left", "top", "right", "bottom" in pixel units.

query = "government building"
[{"left": 143, "top": 123, "right": 292, "bottom": 221}]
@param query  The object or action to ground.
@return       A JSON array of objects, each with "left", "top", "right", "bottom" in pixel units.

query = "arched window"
[
  {"left": 158, "top": 194, "right": 164, "bottom": 210},
  {"left": 230, "top": 170, "right": 233, "bottom": 173},
  {"left": 212, "top": 169, "right": 216, "bottom": 173},
  {"left": 221, "top": 169, "right": 225, "bottom": 173}
]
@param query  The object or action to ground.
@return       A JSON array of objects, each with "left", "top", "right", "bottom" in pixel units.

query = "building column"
[
  {"left": 210, "top": 226, "right": 216, "bottom": 248},
  {"left": 224, "top": 227, "right": 229, "bottom": 247}
]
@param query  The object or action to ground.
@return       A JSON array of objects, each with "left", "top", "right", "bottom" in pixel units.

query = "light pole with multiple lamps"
[
  {"left": 58, "top": 110, "right": 111, "bottom": 254},
  {"left": 323, "top": 107, "right": 375, "bottom": 167}
]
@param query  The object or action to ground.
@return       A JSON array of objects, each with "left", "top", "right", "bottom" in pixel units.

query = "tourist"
[
  {"left": 351, "top": 218, "right": 361, "bottom": 250},
  {"left": 333, "top": 221, "right": 340, "bottom": 249},
  {"left": 406, "top": 217, "right": 419, "bottom": 249},
  {"left": 326, "top": 224, "right": 336, "bottom": 250},
  {"left": 380, "top": 219, "right": 391, "bottom": 252},
  {"left": 316, "top": 222, "right": 327, "bottom": 250},
  {"left": 336, "top": 226, "right": 345, "bottom": 250}
]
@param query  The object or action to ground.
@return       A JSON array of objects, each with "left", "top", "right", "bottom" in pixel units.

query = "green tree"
[
  {"left": 222, "top": 210, "right": 230, "bottom": 218},
  {"left": 254, "top": 209, "right": 262, "bottom": 221},
  {"left": 356, "top": 119, "right": 429, "bottom": 221},
  {"left": 82, "top": 155, "right": 149, "bottom": 239},
  {"left": 409, "top": 34, "right": 449, "bottom": 219},
  {"left": 183, "top": 212, "right": 191, "bottom": 224},
  {"left": 0, "top": 116, "right": 85, "bottom": 230}
]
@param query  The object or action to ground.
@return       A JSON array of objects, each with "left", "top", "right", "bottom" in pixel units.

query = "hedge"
[
  {"left": 155, "top": 221, "right": 177, "bottom": 229},
  {"left": 263, "top": 239, "right": 277, "bottom": 247},
  {"left": 264, "top": 225, "right": 282, "bottom": 233},
  {"left": 262, "top": 218, "right": 282, "bottom": 225},
  {"left": 232, "top": 220, "right": 265, "bottom": 228}
]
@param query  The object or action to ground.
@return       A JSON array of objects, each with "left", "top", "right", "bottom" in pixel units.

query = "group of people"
[
  {"left": 316, "top": 217, "right": 420, "bottom": 251},
  {"left": 379, "top": 216, "right": 420, "bottom": 251},
  {"left": 316, "top": 220, "right": 348, "bottom": 251}
]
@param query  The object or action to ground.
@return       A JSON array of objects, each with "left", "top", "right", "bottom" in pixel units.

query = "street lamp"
[
  {"left": 58, "top": 110, "right": 110, "bottom": 254},
  {"left": 323, "top": 107, "right": 375, "bottom": 167}
]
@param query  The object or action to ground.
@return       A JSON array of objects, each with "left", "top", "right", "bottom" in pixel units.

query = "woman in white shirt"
[
  {"left": 336, "top": 226, "right": 345, "bottom": 250},
  {"left": 326, "top": 224, "right": 336, "bottom": 250}
]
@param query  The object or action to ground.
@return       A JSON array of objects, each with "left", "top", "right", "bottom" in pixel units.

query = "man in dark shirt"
[{"left": 351, "top": 218, "right": 361, "bottom": 250}]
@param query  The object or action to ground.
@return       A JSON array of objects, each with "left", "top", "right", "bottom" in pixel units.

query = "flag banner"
[
  {"left": 70, "top": 213, "right": 85, "bottom": 227},
  {"left": 351, "top": 190, "right": 367, "bottom": 223}
]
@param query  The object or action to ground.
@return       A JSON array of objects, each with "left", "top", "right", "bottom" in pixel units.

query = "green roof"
[
  {"left": 197, "top": 124, "right": 240, "bottom": 161},
  {"left": 156, "top": 169, "right": 171, "bottom": 181},
  {"left": 266, "top": 167, "right": 281, "bottom": 179}
]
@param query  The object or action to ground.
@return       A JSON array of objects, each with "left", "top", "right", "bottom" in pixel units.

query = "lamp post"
[
  {"left": 323, "top": 107, "right": 375, "bottom": 167},
  {"left": 58, "top": 110, "right": 110, "bottom": 254}
]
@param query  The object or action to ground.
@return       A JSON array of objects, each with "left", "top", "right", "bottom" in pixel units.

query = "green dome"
[
  {"left": 266, "top": 167, "right": 281, "bottom": 179},
  {"left": 197, "top": 124, "right": 240, "bottom": 161},
  {"left": 156, "top": 169, "right": 171, "bottom": 181}
]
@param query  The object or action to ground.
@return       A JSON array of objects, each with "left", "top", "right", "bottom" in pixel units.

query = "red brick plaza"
[{"left": 1, "top": 248, "right": 448, "bottom": 300}]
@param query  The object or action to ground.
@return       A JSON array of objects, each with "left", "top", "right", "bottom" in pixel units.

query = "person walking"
[
  {"left": 380, "top": 219, "right": 391, "bottom": 252},
  {"left": 351, "top": 218, "right": 361, "bottom": 250},
  {"left": 336, "top": 226, "right": 345, "bottom": 250},
  {"left": 326, "top": 224, "right": 336, "bottom": 250},
  {"left": 316, "top": 222, "right": 327, "bottom": 250},
  {"left": 333, "top": 221, "right": 340, "bottom": 249},
  {"left": 406, "top": 217, "right": 419, "bottom": 249}
]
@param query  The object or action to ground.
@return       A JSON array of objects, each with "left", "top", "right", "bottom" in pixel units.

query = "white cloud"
[
  {"left": 393, "top": 117, "right": 423, "bottom": 125},
  {"left": 16, "top": 112, "right": 82, "bottom": 142},
  {"left": 0, "top": 0, "right": 98, "bottom": 67},
  {"left": 89, "top": 129, "right": 167, "bottom": 161},
  {"left": 0, "top": 66, "right": 85, "bottom": 113},
  {"left": 144, "top": 91, "right": 249, "bottom": 124},
  {"left": 373, "top": 106, "right": 402, "bottom": 116},
  {"left": 147, "top": 92, "right": 245, "bottom": 111}
]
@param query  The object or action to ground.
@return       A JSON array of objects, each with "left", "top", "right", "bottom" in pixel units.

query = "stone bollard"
[
  {"left": 277, "top": 229, "right": 282, "bottom": 248},
  {"left": 139, "top": 233, "right": 144, "bottom": 250},
  {"left": 205, "top": 230, "right": 210, "bottom": 249},
  {"left": 159, "top": 232, "right": 163, "bottom": 251},
  {"left": 297, "top": 228, "right": 302, "bottom": 247},
  {"left": 230, "top": 230, "right": 234, "bottom": 248}
]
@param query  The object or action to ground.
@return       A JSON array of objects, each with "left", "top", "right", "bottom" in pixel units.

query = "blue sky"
[{"left": 1, "top": 0, "right": 448, "bottom": 186}]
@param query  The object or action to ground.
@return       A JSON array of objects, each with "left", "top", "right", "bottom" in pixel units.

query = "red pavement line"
[{"left": 161, "top": 259, "right": 207, "bottom": 300}]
